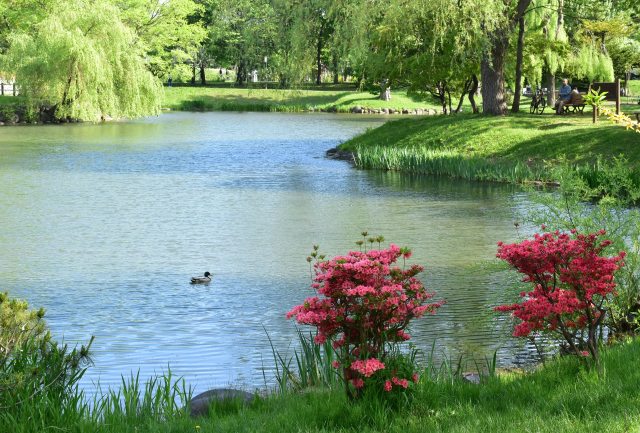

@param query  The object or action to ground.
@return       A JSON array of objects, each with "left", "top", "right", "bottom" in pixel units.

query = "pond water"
[{"left": 0, "top": 112, "right": 532, "bottom": 394}]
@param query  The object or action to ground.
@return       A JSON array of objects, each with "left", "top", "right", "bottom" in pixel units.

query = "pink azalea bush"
[
  {"left": 495, "top": 228, "right": 625, "bottom": 364},
  {"left": 287, "top": 242, "right": 442, "bottom": 398}
]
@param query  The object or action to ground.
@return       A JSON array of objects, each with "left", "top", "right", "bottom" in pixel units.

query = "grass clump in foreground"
[
  {"left": 4, "top": 288, "right": 640, "bottom": 433},
  {"left": 11, "top": 338, "right": 640, "bottom": 433},
  {"left": 340, "top": 113, "right": 640, "bottom": 201},
  {"left": 162, "top": 86, "right": 442, "bottom": 113}
]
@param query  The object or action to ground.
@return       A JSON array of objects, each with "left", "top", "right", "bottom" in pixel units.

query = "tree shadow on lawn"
[{"left": 493, "top": 125, "right": 640, "bottom": 163}]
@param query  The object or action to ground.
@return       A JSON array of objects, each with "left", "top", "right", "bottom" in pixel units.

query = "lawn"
[
  {"left": 180, "top": 339, "right": 640, "bottom": 433},
  {"left": 338, "top": 111, "right": 640, "bottom": 189},
  {"left": 162, "top": 85, "right": 444, "bottom": 113},
  {"left": 11, "top": 338, "right": 637, "bottom": 433}
]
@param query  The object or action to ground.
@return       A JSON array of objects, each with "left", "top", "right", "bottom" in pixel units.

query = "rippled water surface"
[{"left": 0, "top": 112, "right": 531, "bottom": 393}]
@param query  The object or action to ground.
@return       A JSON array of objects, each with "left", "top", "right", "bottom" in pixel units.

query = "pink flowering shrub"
[
  {"left": 495, "top": 229, "right": 625, "bottom": 364},
  {"left": 287, "top": 241, "right": 442, "bottom": 398}
]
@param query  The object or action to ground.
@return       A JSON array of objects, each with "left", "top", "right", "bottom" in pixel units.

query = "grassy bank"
[
  {"left": 7, "top": 339, "right": 640, "bottom": 433},
  {"left": 183, "top": 339, "right": 640, "bottom": 433},
  {"left": 340, "top": 113, "right": 640, "bottom": 194},
  {"left": 162, "top": 86, "right": 443, "bottom": 113}
]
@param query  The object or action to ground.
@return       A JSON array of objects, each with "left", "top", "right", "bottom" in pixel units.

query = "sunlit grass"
[
  {"left": 340, "top": 113, "right": 640, "bottom": 189},
  {"left": 162, "top": 86, "right": 444, "bottom": 112}
]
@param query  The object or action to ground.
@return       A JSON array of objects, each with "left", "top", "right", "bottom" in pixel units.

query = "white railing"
[{"left": 0, "top": 82, "right": 18, "bottom": 96}]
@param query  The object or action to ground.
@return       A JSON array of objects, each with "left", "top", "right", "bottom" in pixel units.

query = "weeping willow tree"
[
  {"left": 2, "top": 0, "right": 162, "bottom": 121},
  {"left": 517, "top": 0, "right": 569, "bottom": 106},
  {"left": 370, "top": 0, "right": 485, "bottom": 112}
]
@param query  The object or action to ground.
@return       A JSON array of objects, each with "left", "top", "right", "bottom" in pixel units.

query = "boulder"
[
  {"left": 402, "top": 108, "right": 409, "bottom": 114},
  {"left": 350, "top": 105, "right": 363, "bottom": 114},
  {"left": 188, "top": 388, "right": 255, "bottom": 418},
  {"left": 326, "top": 147, "right": 354, "bottom": 162}
]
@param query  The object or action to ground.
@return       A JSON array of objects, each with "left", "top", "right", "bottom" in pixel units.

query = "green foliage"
[
  {"left": 267, "top": 329, "right": 340, "bottom": 394},
  {"left": 0, "top": 293, "right": 93, "bottom": 431},
  {"left": 2, "top": 0, "right": 162, "bottom": 121},
  {"left": 117, "top": 0, "right": 206, "bottom": 78},
  {"left": 584, "top": 88, "right": 609, "bottom": 109}
]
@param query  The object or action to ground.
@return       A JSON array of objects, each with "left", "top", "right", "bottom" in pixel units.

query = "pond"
[{"left": 0, "top": 112, "right": 532, "bottom": 394}]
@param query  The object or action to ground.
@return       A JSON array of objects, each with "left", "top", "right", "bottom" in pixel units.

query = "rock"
[
  {"left": 416, "top": 109, "right": 424, "bottom": 115},
  {"left": 462, "top": 372, "right": 481, "bottom": 385},
  {"left": 0, "top": 122, "right": 4, "bottom": 126},
  {"left": 389, "top": 108, "right": 396, "bottom": 114},
  {"left": 402, "top": 108, "right": 409, "bottom": 114},
  {"left": 382, "top": 108, "right": 389, "bottom": 114},
  {"left": 188, "top": 388, "right": 255, "bottom": 418},
  {"left": 326, "top": 147, "right": 354, "bottom": 162},
  {"left": 350, "top": 105, "right": 363, "bottom": 114}
]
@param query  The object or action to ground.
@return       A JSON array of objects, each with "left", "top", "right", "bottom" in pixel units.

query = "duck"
[{"left": 191, "top": 271, "right": 212, "bottom": 284}]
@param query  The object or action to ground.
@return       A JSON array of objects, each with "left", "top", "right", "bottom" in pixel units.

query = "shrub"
[
  {"left": 495, "top": 229, "right": 625, "bottom": 365},
  {"left": 0, "top": 293, "right": 93, "bottom": 429},
  {"left": 287, "top": 238, "right": 442, "bottom": 399}
]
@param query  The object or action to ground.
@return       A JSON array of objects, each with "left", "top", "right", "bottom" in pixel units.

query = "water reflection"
[{"left": 0, "top": 112, "right": 532, "bottom": 394}]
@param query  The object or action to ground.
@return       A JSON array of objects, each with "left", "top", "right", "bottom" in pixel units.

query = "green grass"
[
  {"left": 185, "top": 339, "right": 640, "bottom": 433},
  {"left": 339, "top": 112, "right": 640, "bottom": 188},
  {"left": 162, "top": 86, "right": 443, "bottom": 113},
  {"left": 8, "top": 339, "right": 640, "bottom": 433}
]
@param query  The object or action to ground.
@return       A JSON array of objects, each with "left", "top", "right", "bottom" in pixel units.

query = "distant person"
[
  {"left": 167, "top": 75, "right": 173, "bottom": 87},
  {"left": 555, "top": 78, "right": 572, "bottom": 114}
]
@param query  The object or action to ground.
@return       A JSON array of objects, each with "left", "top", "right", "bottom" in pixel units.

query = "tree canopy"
[{"left": 1, "top": 0, "right": 638, "bottom": 119}]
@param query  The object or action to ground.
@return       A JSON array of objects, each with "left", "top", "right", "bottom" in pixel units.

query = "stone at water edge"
[{"left": 188, "top": 388, "right": 256, "bottom": 417}]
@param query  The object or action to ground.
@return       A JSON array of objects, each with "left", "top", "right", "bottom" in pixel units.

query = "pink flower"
[
  {"left": 391, "top": 377, "right": 409, "bottom": 388},
  {"left": 383, "top": 380, "right": 392, "bottom": 392},
  {"left": 411, "top": 373, "right": 419, "bottom": 383},
  {"left": 332, "top": 360, "right": 340, "bottom": 369},
  {"left": 350, "top": 358, "right": 385, "bottom": 377},
  {"left": 352, "top": 378, "right": 364, "bottom": 389}
]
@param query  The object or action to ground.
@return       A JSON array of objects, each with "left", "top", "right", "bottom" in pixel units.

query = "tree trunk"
[
  {"left": 316, "top": 38, "right": 322, "bottom": 85},
  {"left": 511, "top": 16, "right": 526, "bottom": 113},
  {"left": 481, "top": 30, "right": 509, "bottom": 115},
  {"left": 481, "top": 0, "right": 532, "bottom": 115},
  {"left": 332, "top": 54, "right": 339, "bottom": 84},
  {"left": 455, "top": 78, "right": 471, "bottom": 113},
  {"left": 380, "top": 78, "right": 391, "bottom": 101},
  {"left": 200, "top": 65, "right": 206, "bottom": 85},
  {"left": 236, "top": 62, "right": 246, "bottom": 86},
  {"left": 545, "top": 71, "right": 555, "bottom": 106},
  {"left": 191, "top": 63, "right": 196, "bottom": 85},
  {"left": 625, "top": 71, "right": 631, "bottom": 95},
  {"left": 469, "top": 74, "right": 479, "bottom": 113}
]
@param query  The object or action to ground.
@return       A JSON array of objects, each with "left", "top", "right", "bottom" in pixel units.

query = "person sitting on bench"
[{"left": 555, "top": 78, "right": 572, "bottom": 114}]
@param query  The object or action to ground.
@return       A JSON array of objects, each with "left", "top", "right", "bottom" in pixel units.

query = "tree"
[
  {"left": 2, "top": 0, "right": 162, "bottom": 121},
  {"left": 115, "top": 0, "right": 206, "bottom": 79},
  {"left": 203, "top": 0, "right": 276, "bottom": 86},
  {"left": 481, "top": 0, "right": 532, "bottom": 115}
]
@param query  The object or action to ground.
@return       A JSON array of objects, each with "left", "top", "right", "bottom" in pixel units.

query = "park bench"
[{"left": 562, "top": 93, "right": 586, "bottom": 114}]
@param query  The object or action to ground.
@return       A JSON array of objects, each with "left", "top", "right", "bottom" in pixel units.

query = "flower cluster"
[
  {"left": 495, "top": 229, "right": 625, "bottom": 363},
  {"left": 287, "top": 243, "right": 442, "bottom": 397}
]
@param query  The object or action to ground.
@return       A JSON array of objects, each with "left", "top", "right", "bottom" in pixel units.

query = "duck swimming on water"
[{"left": 191, "top": 272, "right": 212, "bottom": 284}]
